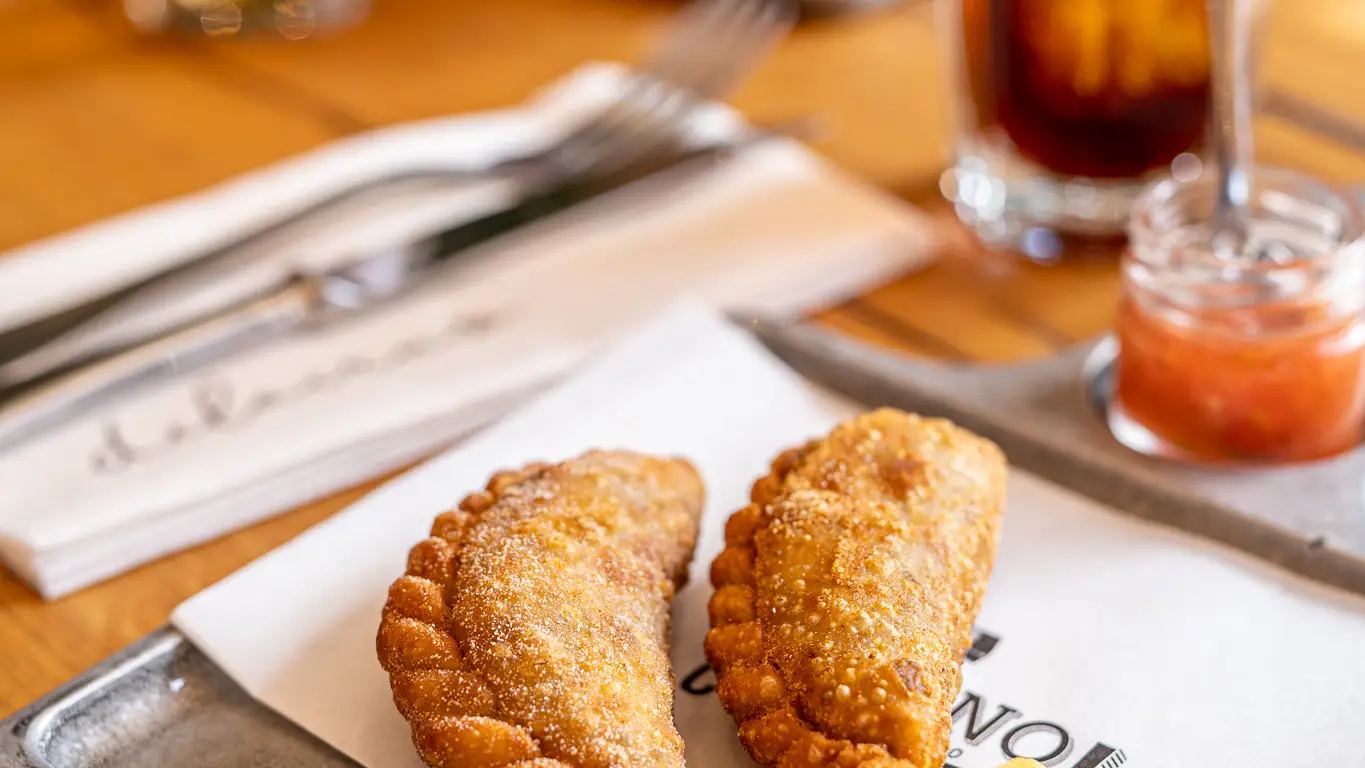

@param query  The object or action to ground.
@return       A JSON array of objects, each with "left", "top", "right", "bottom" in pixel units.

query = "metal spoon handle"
[{"left": 1208, "top": 0, "right": 1256, "bottom": 255}]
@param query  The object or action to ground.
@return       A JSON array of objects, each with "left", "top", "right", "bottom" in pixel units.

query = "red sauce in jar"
[{"left": 1114, "top": 295, "right": 1365, "bottom": 461}]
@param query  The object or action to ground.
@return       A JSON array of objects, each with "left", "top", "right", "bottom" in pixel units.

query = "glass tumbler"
[{"left": 937, "top": 0, "right": 1213, "bottom": 252}]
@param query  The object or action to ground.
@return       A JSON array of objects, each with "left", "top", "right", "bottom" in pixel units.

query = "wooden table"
[{"left": 2, "top": 0, "right": 1363, "bottom": 716}]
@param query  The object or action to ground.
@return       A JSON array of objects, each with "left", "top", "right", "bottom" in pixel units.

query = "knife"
[{"left": 0, "top": 136, "right": 759, "bottom": 451}]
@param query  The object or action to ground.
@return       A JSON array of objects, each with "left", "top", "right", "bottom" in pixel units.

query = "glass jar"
[{"left": 1110, "top": 168, "right": 1365, "bottom": 463}]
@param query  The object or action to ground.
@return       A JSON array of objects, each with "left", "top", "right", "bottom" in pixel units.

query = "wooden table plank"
[
  {"left": 0, "top": 469, "right": 396, "bottom": 713},
  {"left": 0, "top": 59, "right": 345, "bottom": 245},
  {"left": 1262, "top": 0, "right": 1365, "bottom": 129},
  {"left": 0, "top": 3, "right": 350, "bottom": 249},
  {"left": 0, "top": 0, "right": 1363, "bottom": 717}
]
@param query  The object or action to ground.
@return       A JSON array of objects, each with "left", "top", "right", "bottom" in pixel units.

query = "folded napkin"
[
  {"left": 0, "top": 63, "right": 936, "bottom": 599},
  {"left": 174, "top": 301, "right": 1365, "bottom": 767}
]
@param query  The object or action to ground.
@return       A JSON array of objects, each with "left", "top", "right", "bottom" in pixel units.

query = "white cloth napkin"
[
  {"left": 0, "top": 63, "right": 937, "bottom": 599},
  {"left": 173, "top": 301, "right": 1365, "bottom": 767}
]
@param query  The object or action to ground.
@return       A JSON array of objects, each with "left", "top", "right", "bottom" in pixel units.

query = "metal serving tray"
[
  {"left": 1, "top": 629, "right": 352, "bottom": 768},
  {"left": 5, "top": 321, "right": 1364, "bottom": 766}
]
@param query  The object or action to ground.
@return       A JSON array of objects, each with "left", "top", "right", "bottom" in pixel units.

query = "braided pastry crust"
[
  {"left": 378, "top": 451, "right": 705, "bottom": 768},
  {"left": 706, "top": 409, "right": 1007, "bottom": 767}
]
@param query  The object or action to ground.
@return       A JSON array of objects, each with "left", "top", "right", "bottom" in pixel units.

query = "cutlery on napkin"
[
  {"left": 0, "top": 0, "right": 804, "bottom": 424},
  {"left": 173, "top": 300, "right": 1365, "bottom": 768},
  {"left": 0, "top": 62, "right": 939, "bottom": 599},
  {"left": 0, "top": 135, "right": 769, "bottom": 453}
]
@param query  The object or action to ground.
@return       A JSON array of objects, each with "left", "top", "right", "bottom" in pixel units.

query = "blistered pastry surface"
[{"left": 706, "top": 409, "right": 1007, "bottom": 767}]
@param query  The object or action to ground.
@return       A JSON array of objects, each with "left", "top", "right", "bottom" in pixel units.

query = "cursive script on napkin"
[{"left": 90, "top": 310, "right": 502, "bottom": 474}]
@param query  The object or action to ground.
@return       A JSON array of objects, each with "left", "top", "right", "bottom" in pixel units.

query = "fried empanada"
[
  {"left": 706, "top": 409, "right": 1007, "bottom": 767},
  {"left": 378, "top": 451, "right": 705, "bottom": 768}
]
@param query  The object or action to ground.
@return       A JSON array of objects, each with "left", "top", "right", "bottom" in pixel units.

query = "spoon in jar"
[{"left": 1207, "top": 0, "right": 1257, "bottom": 261}]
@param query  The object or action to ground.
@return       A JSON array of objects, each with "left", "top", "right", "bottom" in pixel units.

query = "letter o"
[{"left": 1001, "top": 721, "right": 1073, "bottom": 766}]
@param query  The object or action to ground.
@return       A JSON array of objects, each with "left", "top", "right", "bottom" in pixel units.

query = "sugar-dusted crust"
[
  {"left": 378, "top": 451, "right": 705, "bottom": 768},
  {"left": 706, "top": 409, "right": 1007, "bottom": 767}
]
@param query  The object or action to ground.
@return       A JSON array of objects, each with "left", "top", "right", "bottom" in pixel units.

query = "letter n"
[{"left": 951, "top": 691, "right": 1020, "bottom": 746}]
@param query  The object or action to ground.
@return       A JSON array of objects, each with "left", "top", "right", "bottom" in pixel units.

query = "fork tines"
[{"left": 550, "top": 0, "right": 796, "bottom": 179}]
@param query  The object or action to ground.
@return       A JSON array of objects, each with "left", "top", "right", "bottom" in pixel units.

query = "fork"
[
  {"left": 0, "top": 0, "right": 797, "bottom": 379},
  {"left": 540, "top": 0, "right": 796, "bottom": 178}
]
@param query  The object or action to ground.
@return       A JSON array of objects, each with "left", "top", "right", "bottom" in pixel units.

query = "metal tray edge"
[{"left": 1, "top": 627, "right": 186, "bottom": 768}]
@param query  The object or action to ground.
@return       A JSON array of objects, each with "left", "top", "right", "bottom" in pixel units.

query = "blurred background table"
[{"left": 2, "top": 0, "right": 1363, "bottom": 715}]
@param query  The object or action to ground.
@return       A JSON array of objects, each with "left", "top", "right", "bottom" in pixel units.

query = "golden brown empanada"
[
  {"left": 707, "top": 409, "right": 1007, "bottom": 767},
  {"left": 378, "top": 451, "right": 705, "bottom": 768}
]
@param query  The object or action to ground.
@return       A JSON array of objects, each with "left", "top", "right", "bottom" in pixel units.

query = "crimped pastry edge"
[
  {"left": 705, "top": 414, "right": 1002, "bottom": 768},
  {"left": 708, "top": 442, "right": 908, "bottom": 767},
  {"left": 376, "top": 461, "right": 575, "bottom": 768}
]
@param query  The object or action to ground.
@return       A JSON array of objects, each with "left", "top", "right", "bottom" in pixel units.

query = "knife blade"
[
  {"left": 0, "top": 135, "right": 759, "bottom": 452},
  {"left": 0, "top": 129, "right": 746, "bottom": 394}
]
